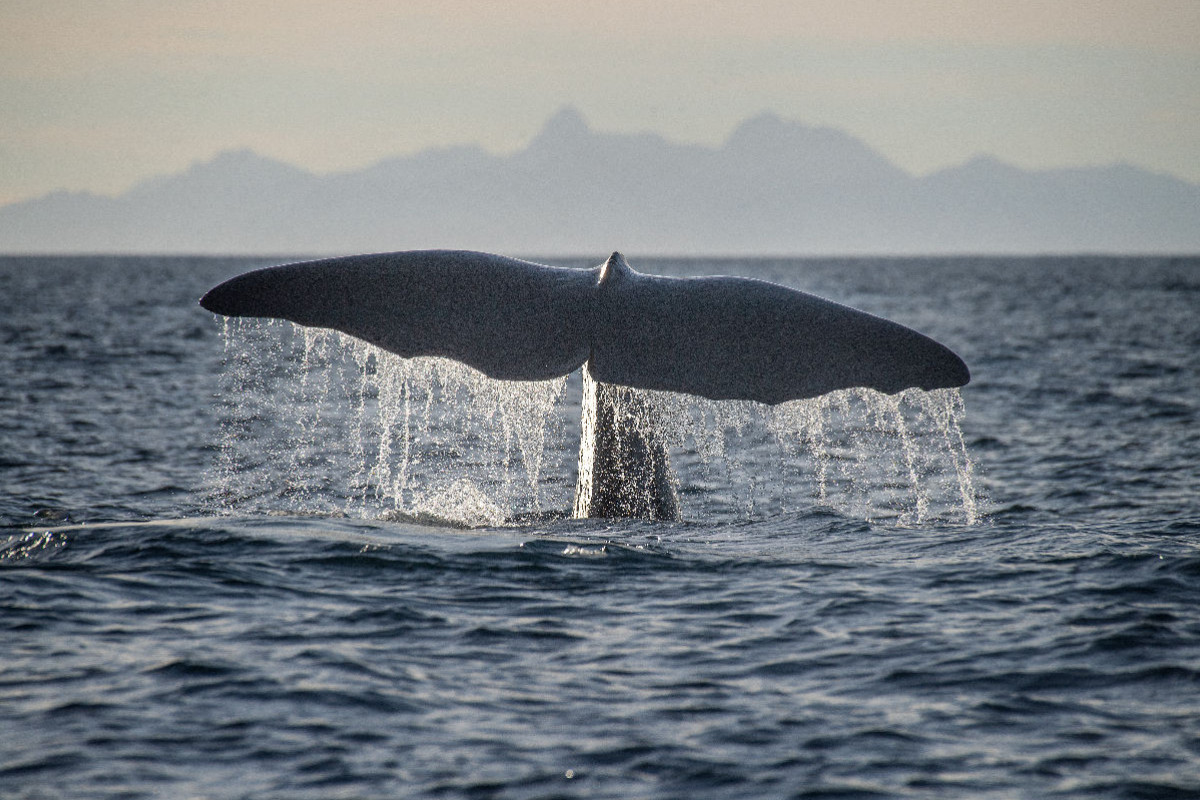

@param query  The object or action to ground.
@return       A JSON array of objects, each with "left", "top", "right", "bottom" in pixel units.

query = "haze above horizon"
[{"left": 3, "top": 0, "right": 1198, "bottom": 207}]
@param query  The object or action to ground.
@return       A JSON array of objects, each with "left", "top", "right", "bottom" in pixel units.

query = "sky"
[{"left": 2, "top": 0, "right": 1198, "bottom": 206}]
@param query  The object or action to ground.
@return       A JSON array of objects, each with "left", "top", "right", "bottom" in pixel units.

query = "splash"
[
  {"left": 627, "top": 385, "right": 978, "bottom": 525},
  {"left": 339, "top": 334, "right": 566, "bottom": 522},
  {"left": 769, "top": 388, "right": 978, "bottom": 524},
  {"left": 208, "top": 321, "right": 566, "bottom": 524},
  {"left": 208, "top": 320, "right": 978, "bottom": 525}
]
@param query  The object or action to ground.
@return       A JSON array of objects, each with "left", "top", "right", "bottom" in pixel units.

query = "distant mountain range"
[{"left": 2, "top": 107, "right": 1197, "bottom": 255}]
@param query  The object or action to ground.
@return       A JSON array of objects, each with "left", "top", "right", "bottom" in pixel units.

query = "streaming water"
[{"left": 210, "top": 321, "right": 977, "bottom": 527}]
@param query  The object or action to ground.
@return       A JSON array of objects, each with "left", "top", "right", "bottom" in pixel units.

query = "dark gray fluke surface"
[
  {"left": 200, "top": 250, "right": 595, "bottom": 381},
  {"left": 200, "top": 249, "right": 968, "bottom": 403}
]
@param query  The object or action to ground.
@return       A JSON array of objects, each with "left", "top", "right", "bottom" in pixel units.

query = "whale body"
[{"left": 200, "top": 250, "right": 969, "bottom": 519}]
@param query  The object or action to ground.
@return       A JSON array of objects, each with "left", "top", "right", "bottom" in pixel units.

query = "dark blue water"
[{"left": 2, "top": 255, "right": 1199, "bottom": 799}]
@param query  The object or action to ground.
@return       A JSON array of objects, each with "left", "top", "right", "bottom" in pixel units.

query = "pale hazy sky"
[{"left": 3, "top": 0, "right": 1198, "bottom": 205}]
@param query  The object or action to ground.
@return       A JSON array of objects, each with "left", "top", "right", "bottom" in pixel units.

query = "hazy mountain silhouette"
[{"left": 2, "top": 107, "right": 1196, "bottom": 255}]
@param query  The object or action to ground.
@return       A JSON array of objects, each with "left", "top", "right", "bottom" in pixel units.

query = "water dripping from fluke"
[
  {"left": 200, "top": 251, "right": 976, "bottom": 525},
  {"left": 206, "top": 323, "right": 977, "bottom": 527}
]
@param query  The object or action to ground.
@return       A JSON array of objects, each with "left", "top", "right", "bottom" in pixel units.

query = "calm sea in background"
[{"left": 2, "top": 254, "right": 1198, "bottom": 799}]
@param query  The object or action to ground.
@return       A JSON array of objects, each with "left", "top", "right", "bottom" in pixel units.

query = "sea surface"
[{"left": 2, "top": 254, "right": 1198, "bottom": 799}]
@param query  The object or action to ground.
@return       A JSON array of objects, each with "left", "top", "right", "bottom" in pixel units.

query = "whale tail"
[
  {"left": 201, "top": 249, "right": 969, "bottom": 519},
  {"left": 201, "top": 250, "right": 968, "bottom": 402}
]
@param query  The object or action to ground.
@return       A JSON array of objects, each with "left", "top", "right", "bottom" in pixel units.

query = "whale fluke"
[
  {"left": 590, "top": 253, "right": 969, "bottom": 404},
  {"left": 201, "top": 249, "right": 968, "bottom": 520},
  {"left": 201, "top": 250, "right": 968, "bottom": 403},
  {"left": 201, "top": 250, "right": 597, "bottom": 382}
]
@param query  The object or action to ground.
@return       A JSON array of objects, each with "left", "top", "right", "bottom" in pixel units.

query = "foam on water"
[{"left": 209, "top": 321, "right": 977, "bottom": 525}]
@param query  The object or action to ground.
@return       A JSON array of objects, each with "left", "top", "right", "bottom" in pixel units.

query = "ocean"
[{"left": 2, "top": 254, "right": 1198, "bottom": 799}]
